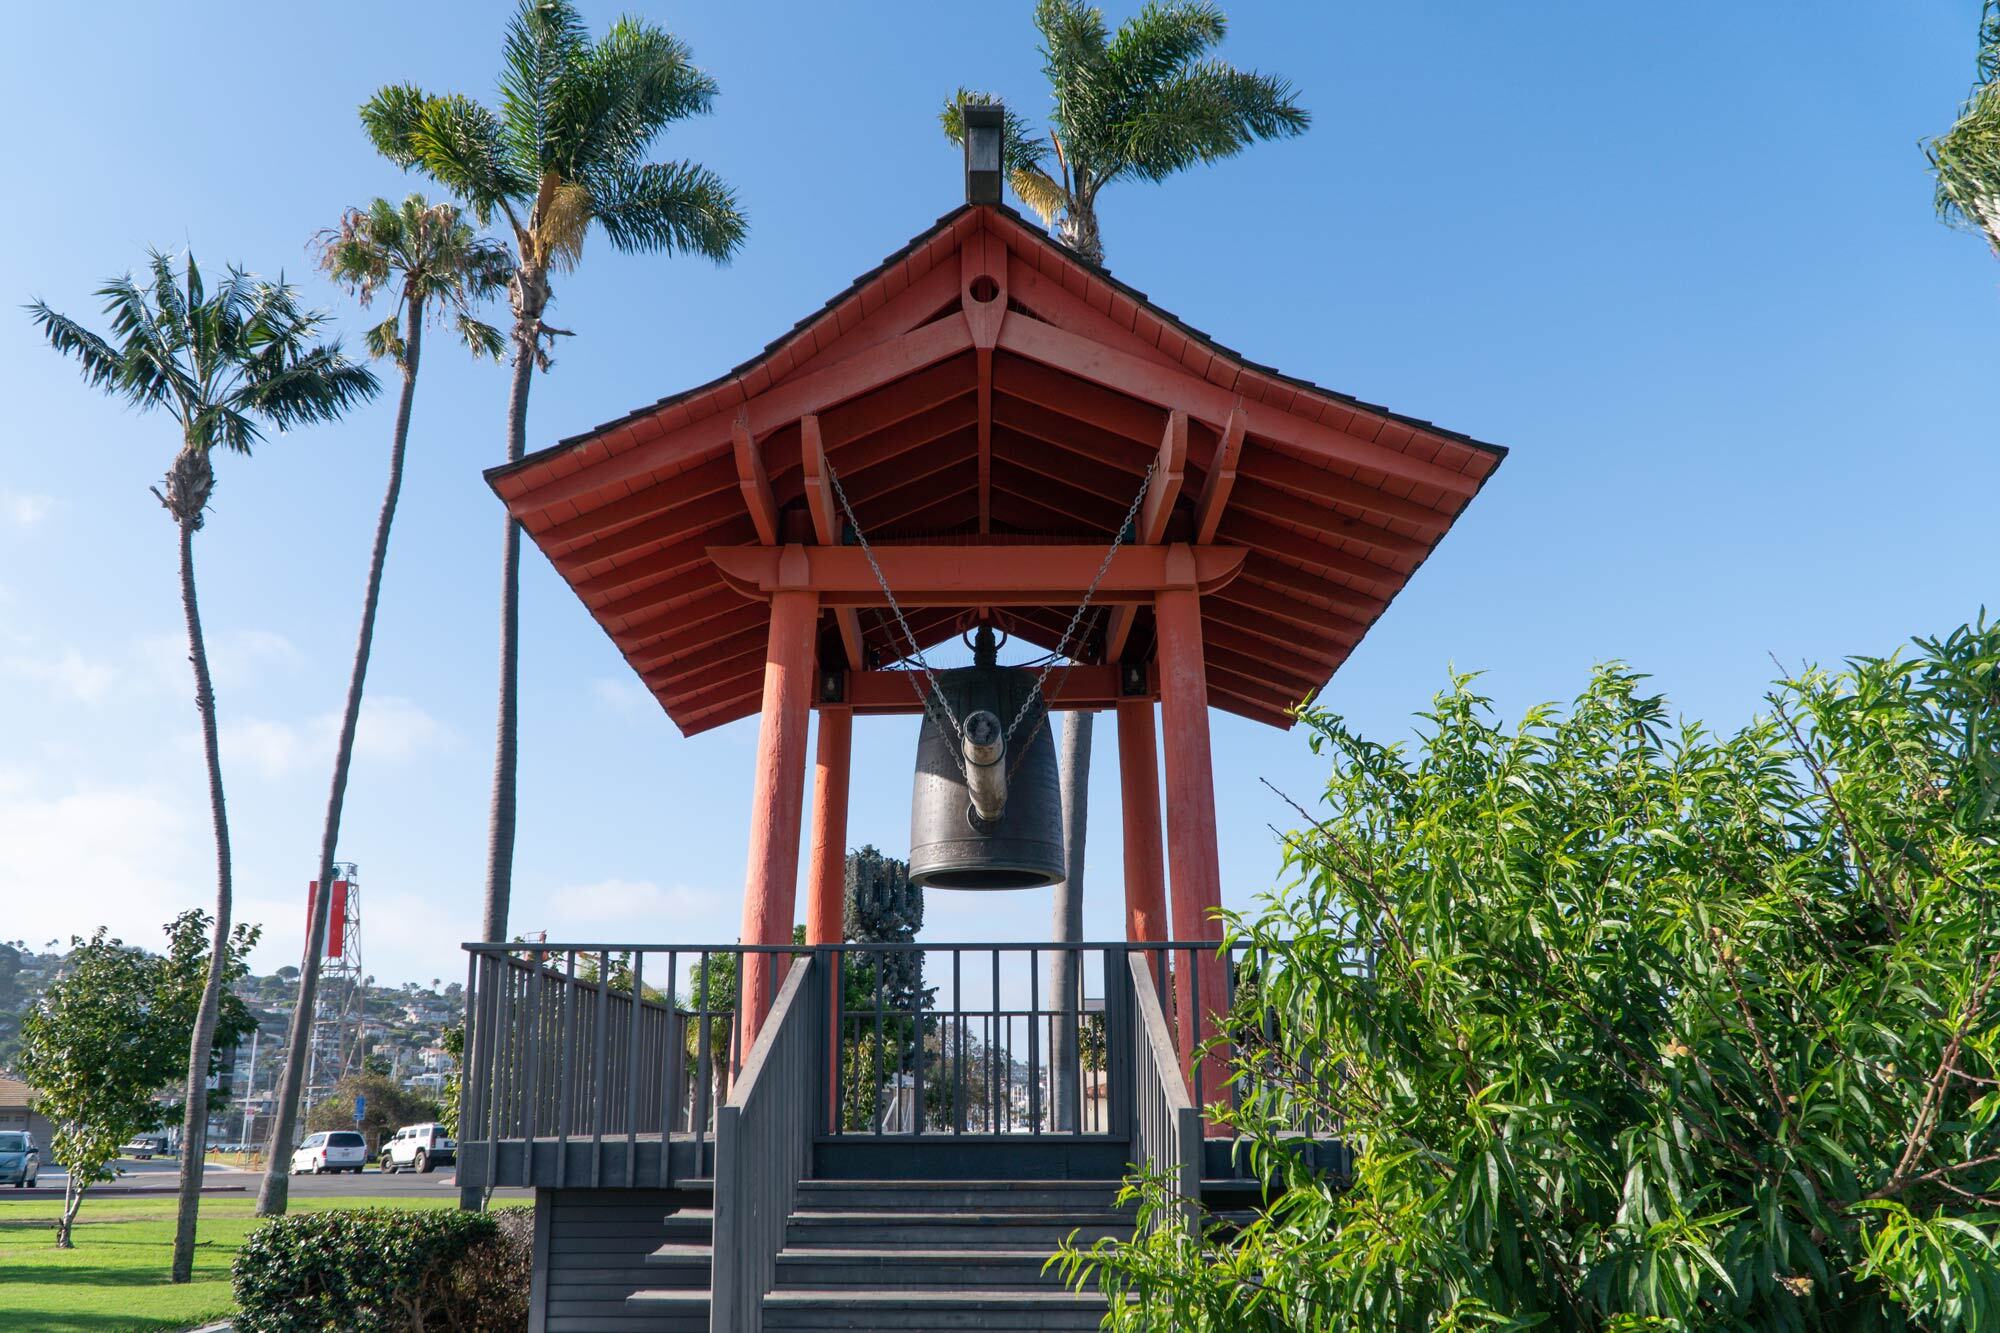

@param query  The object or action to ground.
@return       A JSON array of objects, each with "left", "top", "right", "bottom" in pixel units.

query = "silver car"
[{"left": 0, "top": 1131, "right": 39, "bottom": 1188}]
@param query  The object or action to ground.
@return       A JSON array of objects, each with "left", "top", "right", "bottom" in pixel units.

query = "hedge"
[{"left": 232, "top": 1206, "right": 530, "bottom": 1331}]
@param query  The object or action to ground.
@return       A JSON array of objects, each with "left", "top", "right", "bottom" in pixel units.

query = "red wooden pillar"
[
  {"left": 737, "top": 574, "right": 818, "bottom": 1059},
  {"left": 1155, "top": 546, "right": 1231, "bottom": 1126},
  {"left": 1116, "top": 699, "right": 1169, "bottom": 947},
  {"left": 805, "top": 705, "right": 851, "bottom": 1117},
  {"left": 805, "top": 707, "right": 852, "bottom": 946}
]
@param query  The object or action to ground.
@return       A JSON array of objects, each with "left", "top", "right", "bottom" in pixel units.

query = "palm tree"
[
  {"left": 1930, "top": 1, "right": 2000, "bottom": 252},
  {"left": 942, "top": 0, "right": 1308, "bottom": 1120},
  {"left": 254, "top": 197, "right": 509, "bottom": 1219},
  {"left": 28, "top": 254, "right": 376, "bottom": 1281},
  {"left": 358, "top": 0, "right": 749, "bottom": 959},
  {"left": 941, "top": 0, "right": 1308, "bottom": 266}
]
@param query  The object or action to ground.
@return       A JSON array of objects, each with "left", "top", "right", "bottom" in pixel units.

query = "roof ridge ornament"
[{"left": 963, "top": 102, "right": 1005, "bottom": 205}]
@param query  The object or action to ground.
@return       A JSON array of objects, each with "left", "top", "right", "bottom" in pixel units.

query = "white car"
[
  {"left": 289, "top": 1130, "right": 367, "bottom": 1175},
  {"left": 382, "top": 1122, "right": 456, "bottom": 1173}
]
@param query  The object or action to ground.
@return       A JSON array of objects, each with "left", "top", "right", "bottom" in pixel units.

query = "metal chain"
[
  {"left": 822, "top": 453, "right": 1157, "bottom": 779},
  {"left": 822, "top": 458, "right": 971, "bottom": 771},
  {"left": 1003, "top": 457, "right": 1156, "bottom": 743}
]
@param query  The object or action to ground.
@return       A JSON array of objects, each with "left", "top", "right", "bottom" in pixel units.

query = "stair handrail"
[
  {"left": 1126, "top": 951, "right": 1201, "bottom": 1237},
  {"left": 711, "top": 953, "right": 820, "bottom": 1333}
]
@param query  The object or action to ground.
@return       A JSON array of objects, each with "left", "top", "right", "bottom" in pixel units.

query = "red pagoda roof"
[{"left": 487, "top": 203, "right": 1505, "bottom": 735}]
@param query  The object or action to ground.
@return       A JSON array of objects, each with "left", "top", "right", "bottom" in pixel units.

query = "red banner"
[{"left": 307, "top": 879, "right": 350, "bottom": 959}]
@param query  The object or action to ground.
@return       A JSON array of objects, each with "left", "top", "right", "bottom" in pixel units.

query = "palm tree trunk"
[
  {"left": 257, "top": 311, "right": 425, "bottom": 1217},
  {"left": 483, "top": 334, "right": 531, "bottom": 943},
  {"left": 464, "top": 293, "right": 539, "bottom": 1211},
  {"left": 170, "top": 515, "right": 233, "bottom": 1282},
  {"left": 1048, "top": 711, "right": 1092, "bottom": 1131}
]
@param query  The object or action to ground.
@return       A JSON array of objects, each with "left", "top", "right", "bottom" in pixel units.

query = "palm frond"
[
  {"left": 363, "top": 314, "right": 405, "bottom": 363},
  {"left": 1009, "top": 164, "right": 1071, "bottom": 225},
  {"left": 455, "top": 313, "right": 509, "bottom": 361},
  {"left": 26, "top": 302, "right": 143, "bottom": 400},
  {"left": 94, "top": 271, "right": 187, "bottom": 406},
  {"left": 1036, "top": 0, "right": 1116, "bottom": 170},
  {"left": 410, "top": 94, "right": 526, "bottom": 220},
  {"left": 1931, "top": 4, "right": 2000, "bottom": 250},
  {"left": 538, "top": 180, "right": 594, "bottom": 271},
  {"left": 499, "top": 0, "right": 589, "bottom": 178},
  {"left": 361, "top": 84, "right": 434, "bottom": 168},
  {"left": 1105, "top": 0, "right": 1227, "bottom": 91},
  {"left": 314, "top": 207, "right": 398, "bottom": 306},
  {"left": 586, "top": 159, "right": 747, "bottom": 259},
  {"left": 559, "top": 18, "right": 716, "bottom": 179},
  {"left": 1117, "top": 61, "right": 1308, "bottom": 182},
  {"left": 239, "top": 342, "right": 380, "bottom": 433}
]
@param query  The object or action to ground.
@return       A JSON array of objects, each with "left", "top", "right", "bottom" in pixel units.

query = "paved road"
[{"left": 18, "top": 1157, "right": 527, "bottom": 1199}]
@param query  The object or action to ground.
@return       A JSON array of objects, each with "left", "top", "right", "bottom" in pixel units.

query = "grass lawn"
[{"left": 0, "top": 1193, "right": 465, "bottom": 1332}]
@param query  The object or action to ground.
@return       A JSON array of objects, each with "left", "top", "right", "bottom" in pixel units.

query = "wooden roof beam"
[
  {"left": 837, "top": 664, "right": 1132, "bottom": 714},
  {"left": 627, "top": 603, "right": 768, "bottom": 672},
  {"left": 996, "top": 312, "right": 1480, "bottom": 499},
  {"left": 991, "top": 357, "right": 1166, "bottom": 448},
  {"left": 1105, "top": 409, "right": 1188, "bottom": 660},
  {"left": 537, "top": 453, "right": 738, "bottom": 551},
  {"left": 597, "top": 565, "right": 726, "bottom": 628},
  {"left": 991, "top": 391, "right": 1156, "bottom": 473},
  {"left": 853, "top": 456, "right": 979, "bottom": 531},
  {"left": 1235, "top": 440, "right": 1452, "bottom": 536},
  {"left": 1228, "top": 474, "right": 1432, "bottom": 562},
  {"left": 640, "top": 626, "right": 767, "bottom": 689},
  {"left": 1203, "top": 591, "right": 1356, "bottom": 657},
  {"left": 775, "top": 256, "right": 963, "bottom": 386},
  {"left": 800, "top": 414, "right": 865, "bottom": 669},
  {"left": 963, "top": 229, "right": 1008, "bottom": 534},
  {"left": 989, "top": 462, "right": 1129, "bottom": 532},
  {"left": 571, "top": 513, "right": 757, "bottom": 604},
  {"left": 733, "top": 418, "right": 780, "bottom": 545},
  {"left": 554, "top": 484, "right": 749, "bottom": 571},
  {"left": 1214, "top": 510, "right": 1407, "bottom": 594},
  {"left": 511, "top": 314, "right": 977, "bottom": 515},
  {"left": 1139, "top": 410, "right": 1186, "bottom": 544},
  {"left": 1192, "top": 407, "right": 1247, "bottom": 544},
  {"left": 709, "top": 543, "right": 1246, "bottom": 607}
]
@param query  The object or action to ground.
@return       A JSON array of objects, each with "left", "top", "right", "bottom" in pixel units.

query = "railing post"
[{"left": 1103, "top": 946, "right": 1133, "bottom": 1141}]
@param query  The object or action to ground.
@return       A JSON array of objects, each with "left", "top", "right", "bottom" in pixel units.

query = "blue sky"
[{"left": 2, "top": 2, "right": 1995, "bottom": 985}]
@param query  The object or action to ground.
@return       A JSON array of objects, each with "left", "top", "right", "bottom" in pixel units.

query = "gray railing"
[
  {"left": 461, "top": 939, "right": 1340, "bottom": 1189},
  {"left": 1127, "top": 951, "right": 1200, "bottom": 1236},
  {"left": 461, "top": 944, "right": 796, "bottom": 1188},
  {"left": 712, "top": 955, "right": 822, "bottom": 1333},
  {"left": 829, "top": 942, "right": 1121, "bottom": 1137}
]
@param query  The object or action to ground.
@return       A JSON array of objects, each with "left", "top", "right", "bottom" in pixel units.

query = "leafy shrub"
[
  {"left": 1064, "top": 620, "right": 2000, "bottom": 1330},
  {"left": 233, "top": 1206, "right": 530, "bottom": 1331}
]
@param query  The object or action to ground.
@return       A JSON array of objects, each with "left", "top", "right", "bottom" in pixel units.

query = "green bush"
[
  {"left": 232, "top": 1206, "right": 530, "bottom": 1331},
  {"left": 1064, "top": 620, "right": 2000, "bottom": 1330}
]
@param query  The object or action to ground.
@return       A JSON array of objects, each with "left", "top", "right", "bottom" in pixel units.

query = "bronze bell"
[{"left": 908, "top": 627, "right": 1065, "bottom": 890}]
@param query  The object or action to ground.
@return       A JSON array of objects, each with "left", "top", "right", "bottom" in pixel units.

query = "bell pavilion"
[{"left": 462, "top": 118, "right": 1505, "bottom": 1332}]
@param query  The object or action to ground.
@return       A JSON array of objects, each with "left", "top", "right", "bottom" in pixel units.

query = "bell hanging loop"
[{"left": 960, "top": 709, "right": 1007, "bottom": 822}]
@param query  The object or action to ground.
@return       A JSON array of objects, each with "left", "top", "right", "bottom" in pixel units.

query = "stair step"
[
  {"left": 775, "top": 1247, "right": 1070, "bottom": 1289},
  {"left": 793, "top": 1180, "right": 1127, "bottom": 1212},
  {"left": 659, "top": 1208, "right": 714, "bottom": 1240},
  {"left": 787, "top": 1212, "right": 1129, "bottom": 1248},
  {"left": 621, "top": 1287, "right": 713, "bottom": 1330},
  {"left": 762, "top": 1288, "right": 1108, "bottom": 1330}
]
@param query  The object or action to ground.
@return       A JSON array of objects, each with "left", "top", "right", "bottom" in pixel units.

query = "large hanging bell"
[{"left": 908, "top": 628, "right": 1065, "bottom": 890}]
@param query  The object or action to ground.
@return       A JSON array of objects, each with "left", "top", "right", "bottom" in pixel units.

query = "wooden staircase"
[{"left": 628, "top": 1178, "right": 1133, "bottom": 1331}]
